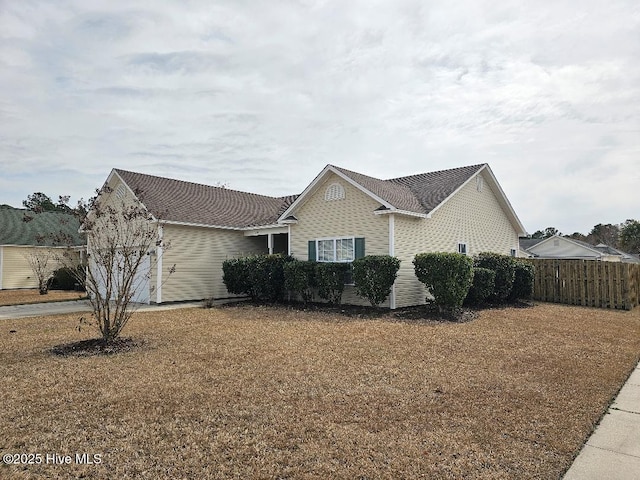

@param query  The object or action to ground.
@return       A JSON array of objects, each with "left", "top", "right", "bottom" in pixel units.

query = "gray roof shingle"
[
  {"left": 519, "top": 238, "right": 544, "bottom": 250},
  {"left": 0, "top": 206, "right": 84, "bottom": 246}
]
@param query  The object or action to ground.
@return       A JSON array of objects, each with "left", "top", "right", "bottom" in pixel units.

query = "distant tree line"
[
  {"left": 528, "top": 220, "right": 640, "bottom": 254},
  {"left": 20, "top": 192, "right": 90, "bottom": 216}
]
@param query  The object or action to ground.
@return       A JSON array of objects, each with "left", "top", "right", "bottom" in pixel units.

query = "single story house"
[
  {"left": 520, "top": 235, "right": 640, "bottom": 263},
  {"left": 0, "top": 205, "right": 84, "bottom": 290},
  {"left": 96, "top": 163, "right": 526, "bottom": 308}
]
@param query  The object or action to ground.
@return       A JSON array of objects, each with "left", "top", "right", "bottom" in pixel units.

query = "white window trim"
[
  {"left": 458, "top": 242, "right": 468, "bottom": 255},
  {"left": 315, "top": 237, "right": 356, "bottom": 263}
]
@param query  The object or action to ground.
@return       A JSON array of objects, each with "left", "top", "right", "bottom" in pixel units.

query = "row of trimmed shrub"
[
  {"left": 223, "top": 251, "right": 534, "bottom": 310},
  {"left": 413, "top": 252, "right": 535, "bottom": 310},
  {"left": 223, "top": 254, "right": 401, "bottom": 306}
]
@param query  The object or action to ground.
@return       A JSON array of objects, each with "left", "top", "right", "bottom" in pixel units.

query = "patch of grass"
[
  {"left": 1, "top": 303, "right": 639, "bottom": 479},
  {"left": 0, "top": 289, "right": 85, "bottom": 307}
]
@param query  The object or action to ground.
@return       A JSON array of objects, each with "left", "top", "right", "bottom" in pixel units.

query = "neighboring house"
[
  {"left": 519, "top": 235, "right": 640, "bottom": 263},
  {"left": 97, "top": 163, "right": 526, "bottom": 308},
  {"left": 0, "top": 205, "right": 84, "bottom": 290}
]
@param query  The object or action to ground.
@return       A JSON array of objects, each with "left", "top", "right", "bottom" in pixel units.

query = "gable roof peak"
[{"left": 279, "top": 162, "right": 510, "bottom": 224}]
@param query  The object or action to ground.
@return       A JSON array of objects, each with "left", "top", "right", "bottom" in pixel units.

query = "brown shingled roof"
[
  {"left": 387, "top": 164, "right": 486, "bottom": 214},
  {"left": 114, "top": 163, "right": 490, "bottom": 229},
  {"left": 330, "top": 166, "right": 424, "bottom": 213},
  {"left": 331, "top": 164, "right": 486, "bottom": 215},
  {"left": 114, "top": 169, "right": 295, "bottom": 229}
]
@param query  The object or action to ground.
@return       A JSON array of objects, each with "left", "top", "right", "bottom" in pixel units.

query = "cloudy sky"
[{"left": 1, "top": 0, "right": 638, "bottom": 235}]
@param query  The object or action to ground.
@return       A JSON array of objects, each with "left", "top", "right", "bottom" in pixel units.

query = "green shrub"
[
  {"left": 284, "top": 260, "right": 317, "bottom": 304},
  {"left": 509, "top": 261, "right": 535, "bottom": 301},
  {"left": 352, "top": 255, "right": 400, "bottom": 307},
  {"left": 223, "top": 254, "right": 293, "bottom": 301},
  {"left": 223, "top": 257, "right": 252, "bottom": 297},
  {"left": 413, "top": 252, "right": 474, "bottom": 310},
  {"left": 248, "top": 254, "right": 293, "bottom": 302},
  {"left": 474, "top": 252, "right": 517, "bottom": 303},
  {"left": 464, "top": 267, "right": 496, "bottom": 306},
  {"left": 316, "top": 262, "right": 351, "bottom": 304},
  {"left": 50, "top": 266, "right": 85, "bottom": 291}
]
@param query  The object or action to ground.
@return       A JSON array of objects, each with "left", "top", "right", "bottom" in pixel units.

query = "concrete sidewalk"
[
  {"left": 0, "top": 299, "right": 206, "bottom": 320},
  {"left": 563, "top": 362, "right": 640, "bottom": 480}
]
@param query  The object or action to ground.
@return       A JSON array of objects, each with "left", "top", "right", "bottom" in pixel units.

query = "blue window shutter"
[
  {"left": 355, "top": 237, "right": 365, "bottom": 259},
  {"left": 308, "top": 240, "right": 316, "bottom": 261}
]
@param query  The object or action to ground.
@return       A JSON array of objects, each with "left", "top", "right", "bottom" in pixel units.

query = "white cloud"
[{"left": 0, "top": 0, "right": 638, "bottom": 234}]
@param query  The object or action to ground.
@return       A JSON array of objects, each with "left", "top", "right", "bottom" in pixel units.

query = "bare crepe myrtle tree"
[
  {"left": 21, "top": 207, "right": 82, "bottom": 295},
  {"left": 24, "top": 249, "right": 55, "bottom": 295},
  {"left": 53, "top": 185, "right": 174, "bottom": 344}
]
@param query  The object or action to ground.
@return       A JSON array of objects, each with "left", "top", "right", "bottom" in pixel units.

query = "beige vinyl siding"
[
  {"left": 156, "top": 225, "right": 266, "bottom": 303},
  {"left": 94, "top": 176, "right": 154, "bottom": 249},
  {"left": 394, "top": 172, "right": 520, "bottom": 308},
  {"left": 393, "top": 216, "right": 429, "bottom": 308},
  {"left": 0, "top": 246, "right": 68, "bottom": 290},
  {"left": 289, "top": 172, "right": 389, "bottom": 307}
]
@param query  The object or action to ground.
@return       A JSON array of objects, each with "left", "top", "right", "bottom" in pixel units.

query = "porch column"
[
  {"left": 268, "top": 233, "right": 273, "bottom": 255},
  {"left": 389, "top": 213, "right": 396, "bottom": 310}
]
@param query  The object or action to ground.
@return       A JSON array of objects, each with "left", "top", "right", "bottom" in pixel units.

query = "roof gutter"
[
  {"left": 373, "top": 209, "right": 427, "bottom": 219},
  {"left": 161, "top": 220, "right": 288, "bottom": 231}
]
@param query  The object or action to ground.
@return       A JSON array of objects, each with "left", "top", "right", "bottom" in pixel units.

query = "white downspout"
[
  {"left": 156, "top": 225, "right": 163, "bottom": 304},
  {"left": 268, "top": 233, "right": 273, "bottom": 255},
  {"left": 287, "top": 225, "right": 291, "bottom": 256},
  {"left": 389, "top": 213, "right": 396, "bottom": 310},
  {"left": 0, "top": 246, "right": 3, "bottom": 290}
]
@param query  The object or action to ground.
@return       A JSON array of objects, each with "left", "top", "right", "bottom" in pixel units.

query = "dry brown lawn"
[
  {"left": 1, "top": 303, "right": 639, "bottom": 479},
  {"left": 0, "top": 289, "right": 85, "bottom": 307}
]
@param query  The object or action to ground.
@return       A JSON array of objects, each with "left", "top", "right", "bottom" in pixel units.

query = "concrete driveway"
[
  {"left": 0, "top": 299, "right": 210, "bottom": 320},
  {"left": 0, "top": 300, "right": 92, "bottom": 320}
]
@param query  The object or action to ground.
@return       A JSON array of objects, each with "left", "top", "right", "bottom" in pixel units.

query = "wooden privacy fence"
[{"left": 527, "top": 259, "right": 640, "bottom": 310}]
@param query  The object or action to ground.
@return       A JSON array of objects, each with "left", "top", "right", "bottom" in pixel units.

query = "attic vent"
[
  {"left": 115, "top": 184, "right": 126, "bottom": 199},
  {"left": 476, "top": 176, "right": 484, "bottom": 192},
  {"left": 325, "top": 183, "right": 345, "bottom": 201}
]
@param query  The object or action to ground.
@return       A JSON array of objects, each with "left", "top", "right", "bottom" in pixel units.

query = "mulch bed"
[
  {"left": 219, "top": 298, "right": 514, "bottom": 322},
  {"left": 50, "top": 337, "right": 143, "bottom": 357}
]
